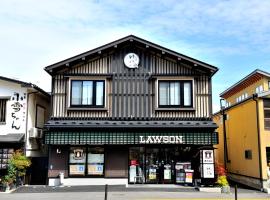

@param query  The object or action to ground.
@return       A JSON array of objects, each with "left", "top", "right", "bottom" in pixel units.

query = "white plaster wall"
[
  {"left": 25, "top": 92, "right": 50, "bottom": 157},
  {"left": 0, "top": 79, "right": 27, "bottom": 135}
]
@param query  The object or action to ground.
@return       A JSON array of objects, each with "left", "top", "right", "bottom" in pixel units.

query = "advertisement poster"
[
  {"left": 202, "top": 150, "right": 214, "bottom": 163},
  {"left": 185, "top": 172, "right": 193, "bottom": 183},
  {"left": 203, "top": 164, "right": 215, "bottom": 178},
  {"left": 88, "top": 164, "right": 103, "bottom": 175},
  {"left": 164, "top": 169, "right": 171, "bottom": 180},
  {"left": 88, "top": 153, "right": 104, "bottom": 163},
  {"left": 129, "top": 165, "right": 137, "bottom": 182},
  {"left": 149, "top": 168, "right": 157, "bottom": 180},
  {"left": 69, "top": 164, "right": 85, "bottom": 175}
]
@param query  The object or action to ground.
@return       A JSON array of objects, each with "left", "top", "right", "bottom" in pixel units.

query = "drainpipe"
[
  {"left": 220, "top": 99, "right": 229, "bottom": 169},
  {"left": 252, "top": 94, "right": 264, "bottom": 190}
]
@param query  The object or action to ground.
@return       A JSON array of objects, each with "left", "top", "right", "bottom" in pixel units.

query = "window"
[
  {"left": 70, "top": 80, "right": 105, "bottom": 107},
  {"left": 87, "top": 147, "right": 104, "bottom": 176},
  {"left": 264, "top": 99, "right": 270, "bottom": 130},
  {"left": 269, "top": 81, "right": 270, "bottom": 91},
  {"left": 0, "top": 99, "right": 7, "bottom": 124},
  {"left": 245, "top": 150, "right": 252, "bottom": 159},
  {"left": 69, "top": 147, "right": 86, "bottom": 176},
  {"left": 36, "top": 105, "right": 45, "bottom": 128},
  {"left": 255, "top": 85, "right": 263, "bottom": 94},
  {"left": 266, "top": 147, "right": 270, "bottom": 165},
  {"left": 158, "top": 80, "right": 193, "bottom": 108},
  {"left": 69, "top": 147, "right": 104, "bottom": 177}
]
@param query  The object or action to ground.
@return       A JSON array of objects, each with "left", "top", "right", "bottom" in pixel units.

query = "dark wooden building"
[{"left": 44, "top": 35, "right": 218, "bottom": 186}]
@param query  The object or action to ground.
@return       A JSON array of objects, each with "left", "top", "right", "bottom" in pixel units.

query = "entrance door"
[{"left": 145, "top": 148, "right": 175, "bottom": 184}]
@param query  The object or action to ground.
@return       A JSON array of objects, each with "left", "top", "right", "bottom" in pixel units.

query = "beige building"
[{"left": 214, "top": 69, "right": 270, "bottom": 192}]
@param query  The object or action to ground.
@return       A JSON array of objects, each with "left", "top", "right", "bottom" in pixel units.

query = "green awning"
[{"left": 45, "top": 132, "right": 218, "bottom": 145}]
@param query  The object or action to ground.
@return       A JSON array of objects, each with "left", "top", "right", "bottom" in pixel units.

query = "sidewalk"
[{"left": 0, "top": 185, "right": 266, "bottom": 200}]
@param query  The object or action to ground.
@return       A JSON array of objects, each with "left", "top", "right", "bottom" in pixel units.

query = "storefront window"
[
  {"left": 87, "top": 147, "right": 104, "bottom": 176},
  {"left": 69, "top": 147, "right": 86, "bottom": 176}
]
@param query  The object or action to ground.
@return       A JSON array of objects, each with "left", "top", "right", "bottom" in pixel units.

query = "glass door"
[{"left": 145, "top": 148, "right": 159, "bottom": 183}]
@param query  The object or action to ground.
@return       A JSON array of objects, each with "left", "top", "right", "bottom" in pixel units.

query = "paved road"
[{"left": 0, "top": 185, "right": 269, "bottom": 200}]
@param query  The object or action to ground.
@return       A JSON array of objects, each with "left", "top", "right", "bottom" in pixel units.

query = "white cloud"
[{"left": 0, "top": 0, "right": 270, "bottom": 95}]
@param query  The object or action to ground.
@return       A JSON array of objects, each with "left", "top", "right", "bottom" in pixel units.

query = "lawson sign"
[{"left": 139, "top": 136, "right": 183, "bottom": 144}]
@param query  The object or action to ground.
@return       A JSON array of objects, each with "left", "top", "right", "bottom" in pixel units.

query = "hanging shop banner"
[
  {"left": 202, "top": 164, "right": 215, "bottom": 178},
  {"left": 202, "top": 150, "right": 214, "bottom": 163},
  {"left": 69, "top": 164, "right": 85, "bottom": 175},
  {"left": 88, "top": 164, "right": 103, "bottom": 175}
]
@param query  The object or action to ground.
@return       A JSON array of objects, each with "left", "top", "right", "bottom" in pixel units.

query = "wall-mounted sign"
[
  {"left": 73, "top": 149, "right": 84, "bottom": 160},
  {"left": 139, "top": 136, "right": 183, "bottom": 144},
  {"left": 124, "top": 53, "right": 139, "bottom": 68},
  {"left": 202, "top": 150, "right": 214, "bottom": 163},
  {"left": 202, "top": 164, "right": 215, "bottom": 178},
  {"left": 7, "top": 92, "right": 27, "bottom": 133}
]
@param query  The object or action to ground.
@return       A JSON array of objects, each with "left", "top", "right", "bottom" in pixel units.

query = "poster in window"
[
  {"left": 149, "top": 168, "right": 157, "bottom": 180},
  {"left": 69, "top": 149, "right": 86, "bottom": 163},
  {"left": 164, "top": 169, "right": 171, "bottom": 180},
  {"left": 88, "top": 164, "right": 103, "bottom": 175},
  {"left": 185, "top": 172, "right": 193, "bottom": 183},
  {"left": 129, "top": 165, "right": 137, "bottom": 182},
  {"left": 69, "top": 164, "right": 85, "bottom": 175},
  {"left": 202, "top": 150, "right": 214, "bottom": 163},
  {"left": 202, "top": 164, "right": 214, "bottom": 178},
  {"left": 88, "top": 153, "right": 104, "bottom": 164}
]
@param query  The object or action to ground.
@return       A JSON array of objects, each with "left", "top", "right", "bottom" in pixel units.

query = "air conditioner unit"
[{"left": 29, "top": 127, "right": 43, "bottom": 139}]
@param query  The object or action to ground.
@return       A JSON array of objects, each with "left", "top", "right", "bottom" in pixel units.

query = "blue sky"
[{"left": 0, "top": 0, "right": 270, "bottom": 112}]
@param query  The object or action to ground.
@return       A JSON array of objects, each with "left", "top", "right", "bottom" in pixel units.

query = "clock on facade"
[{"left": 124, "top": 53, "right": 139, "bottom": 68}]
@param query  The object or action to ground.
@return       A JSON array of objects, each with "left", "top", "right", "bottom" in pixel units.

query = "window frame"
[
  {"left": 158, "top": 80, "right": 193, "bottom": 108},
  {"left": 0, "top": 99, "right": 7, "bottom": 124},
  {"left": 264, "top": 99, "right": 270, "bottom": 130},
  {"left": 35, "top": 104, "right": 45, "bottom": 129},
  {"left": 70, "top": 80, "right": 105, "bottom": 108},
  {"left": 68, "top": 146, "right": 105, "bottom": 178}
]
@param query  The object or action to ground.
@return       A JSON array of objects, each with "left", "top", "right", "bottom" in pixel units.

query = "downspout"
[{"left": 253, "top": 94, "right": 263, "bottom": 190}]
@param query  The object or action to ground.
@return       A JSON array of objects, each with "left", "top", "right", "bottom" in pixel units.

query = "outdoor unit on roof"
[{"left": 29, "top": 127, "right": 43, "bottom": 139}]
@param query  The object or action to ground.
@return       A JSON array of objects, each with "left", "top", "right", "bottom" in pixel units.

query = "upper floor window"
[
  {"left": 255, "top": 85, "right": 263, "bottom": 94},
  {"left": 70, "top": 80, "right": 105, "bottom": 107},
  {"left": 264, "top": 99, "right": 270, "bottom": 130},
  {"left": 158, "top": 80, "right": 193, "bottom": 108},
  {"left": 0, "top": 99, "right": 7, "bottom": 124}
]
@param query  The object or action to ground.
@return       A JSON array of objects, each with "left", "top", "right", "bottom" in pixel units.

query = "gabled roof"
[
  {"left": 44, "top": 35, "right": 218, "bottom": 76},
  {"left": 220, "top": 69, "right": 270, "bottom": 98},
  {"left": 0, "top": 75, "right": 50, "bottom": 97}
]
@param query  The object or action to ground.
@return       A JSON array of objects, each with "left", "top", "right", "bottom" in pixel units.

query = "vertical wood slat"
[{"left": 52, "top": 46, "right": 212, "bottom": 119}]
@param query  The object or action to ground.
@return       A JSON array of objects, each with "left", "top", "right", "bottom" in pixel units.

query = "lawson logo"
[{"left": 139, "top": 136, "right": 183, "bottom": 144}]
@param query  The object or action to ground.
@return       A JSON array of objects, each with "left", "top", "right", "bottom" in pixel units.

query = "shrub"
[
  {"left": 217, "top": 175, "right": 229, "bottom": 186},
  {"left": 3, "top": 150, "right": 31, "bottom": 186}
]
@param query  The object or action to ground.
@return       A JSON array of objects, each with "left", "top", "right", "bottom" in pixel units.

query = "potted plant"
[
  {"left": 2, "top": 150, "right": 31, "bottom": 191},
  {"left": 216, "top": 162, "right": 230, "bottom": 193}
]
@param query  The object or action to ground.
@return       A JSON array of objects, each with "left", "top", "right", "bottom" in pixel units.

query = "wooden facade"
[{"left": 50, "top": 38, "right": 215, "bottom": 120}]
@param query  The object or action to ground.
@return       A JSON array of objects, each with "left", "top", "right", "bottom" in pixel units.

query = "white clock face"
[{"left": 124, "top": 53, "right": 139, "bottom": 68}]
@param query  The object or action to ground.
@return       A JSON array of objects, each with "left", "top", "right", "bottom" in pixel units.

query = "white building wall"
[
  {"left": 0, "top": 79, "right": 27, "bottom": 136},
  {"left": 0, "top": 79, "right": 50, "bottom": 157}
]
